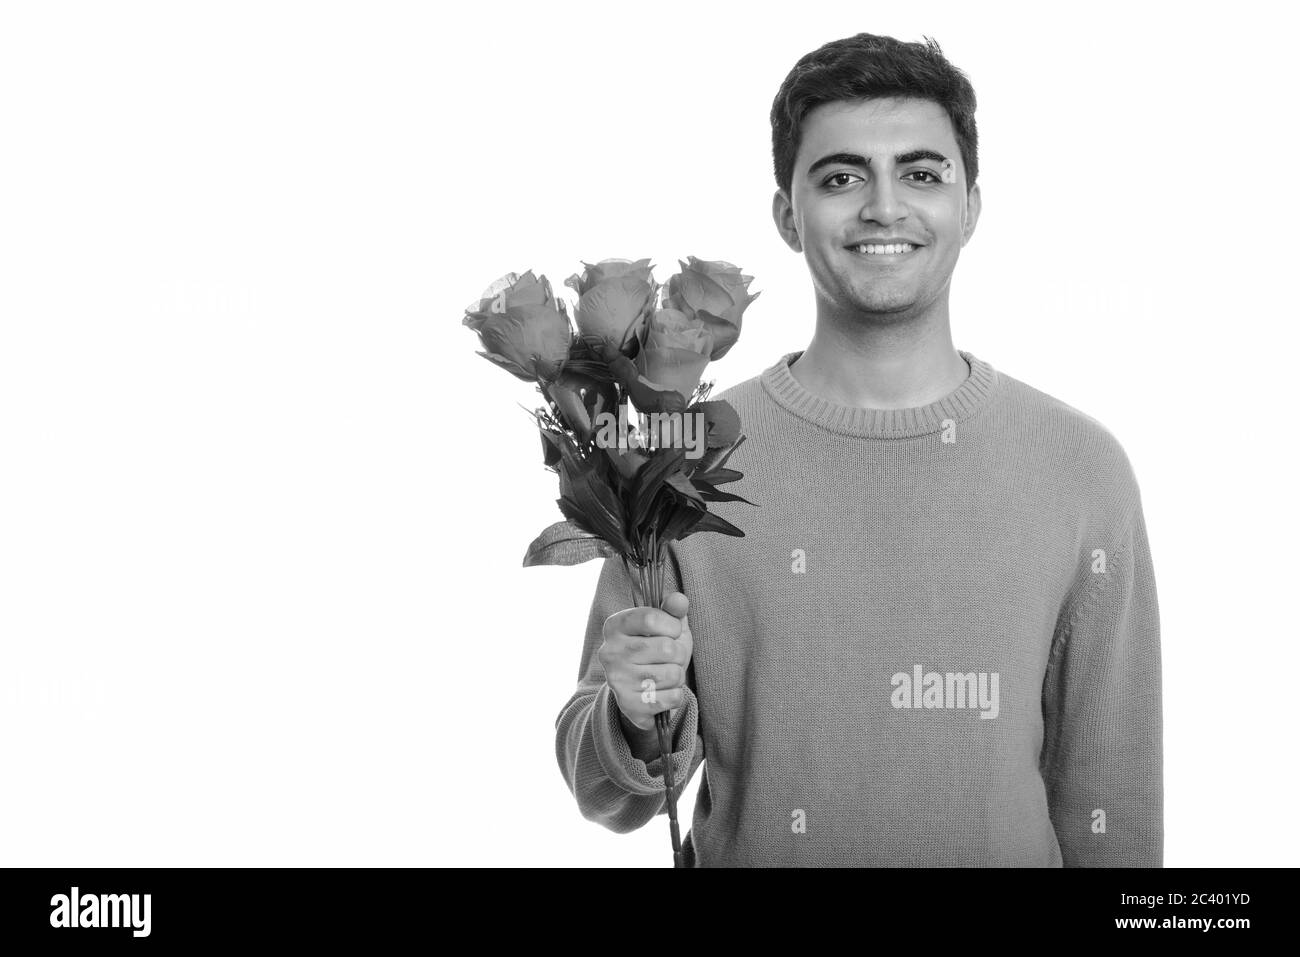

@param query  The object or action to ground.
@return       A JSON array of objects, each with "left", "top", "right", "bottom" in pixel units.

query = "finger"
[
  {"left": 661, "top": 593, "right": 691, "bottom": 651},
  {"left": 660, "top": 591, "right": 689, "bottom": 621},
  {"left": 626, "top": 634, "right": 691, "bottom": 666},
  {"left": 621, "top": 687, "right": 685, "bottom": 728},
  {"left": 621, "top": 606, "right": 682, "bottom": 640},
  {"left": 647, "top": 687, "right": 685, "bottom": 712},
  {"left": 614, "top": 662, "right": 686, "bottom": 693},
  {"left": 626, "top": 686, "right": 685, "bottom": 716}
]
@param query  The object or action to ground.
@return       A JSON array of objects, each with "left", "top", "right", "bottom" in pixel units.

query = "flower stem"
[{"left": 624, "top": 546, "right": 685, "bottom": 868}]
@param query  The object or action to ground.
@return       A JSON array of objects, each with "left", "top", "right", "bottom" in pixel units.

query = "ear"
[
  {"left": 772, "top": 189, "right": 802, "bottom": 253},
  {"left": 961, "top": 182, "right": 982, "bottom": 246}
]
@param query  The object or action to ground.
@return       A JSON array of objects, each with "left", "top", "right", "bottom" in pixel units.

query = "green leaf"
[
  {"left": 695, "top": 466, "right": 743, "bottom": 485},
  {"left": 553, "top": 439, "right": 632, "bottom": 554},
  {"left": 631, "top": 447, "right": 686, "bottom": 532},
  {"left": 692, "top": 481, "right": 757, "bottom": 506},
  {"left": 691, "top": 432, "right": 746, "bottom": 475},
  {"left": 658, "top": 500, "right": 706, "bottom": 544},
  {"left": 706, "top": 490, "right": 757, "bottom": 505},
  {"left": 540, "top": 429, "right": 563, "bottom": 469},
  {"left": 680, "top": 509, "right": 746, "bottom": 539},
  {"left": 522, "top": 520, "right": 619, "bottom": 567},
  {"left": 666, "top": 472, "right": 705, "bottom": 504}
]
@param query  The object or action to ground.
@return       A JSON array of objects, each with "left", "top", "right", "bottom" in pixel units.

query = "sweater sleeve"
[
  {"left": 554, "top": 548, "right": 706, "bottom": 834},
  {"left": 1040, "top": 499, "right": 1163, "bottom": 866}
]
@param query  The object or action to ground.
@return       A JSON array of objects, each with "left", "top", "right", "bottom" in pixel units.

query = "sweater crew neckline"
[{"left": 760, "top": 348, "right": 999, "bottom": 439}]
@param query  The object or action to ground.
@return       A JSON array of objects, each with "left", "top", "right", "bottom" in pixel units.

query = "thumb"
[{"left": 661, "top": 591, "right": 689, "bottom": 630}]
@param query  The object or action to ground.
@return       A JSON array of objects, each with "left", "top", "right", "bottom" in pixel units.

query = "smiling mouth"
[{"left": 845, "top": 242, "right": 921, "bottom": 257}]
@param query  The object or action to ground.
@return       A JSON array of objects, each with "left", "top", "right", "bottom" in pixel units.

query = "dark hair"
[{"left": 770, "top": 33, "right": 979, "bottom": 198}]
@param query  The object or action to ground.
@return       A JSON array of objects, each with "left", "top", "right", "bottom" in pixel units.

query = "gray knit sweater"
[{"left": 555, "top": 349, "right": 1163, "bottom": 867}]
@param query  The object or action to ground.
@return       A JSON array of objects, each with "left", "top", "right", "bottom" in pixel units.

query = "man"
[{"left": 555, "top": 32, "right": 1162, "bottom": 867}]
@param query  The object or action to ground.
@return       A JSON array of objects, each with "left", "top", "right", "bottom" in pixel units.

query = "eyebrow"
[{"left": 805, "top": 149, "right": 950, "bottom": 180}]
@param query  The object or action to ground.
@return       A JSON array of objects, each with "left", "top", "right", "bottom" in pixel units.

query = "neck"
[{"left": 790, "top": 299, "right": 969, "bottom": 409}]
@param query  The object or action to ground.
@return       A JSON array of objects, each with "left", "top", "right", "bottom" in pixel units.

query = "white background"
[{"left": 2, "top": 1, "right": 1296, "bottom": 867}]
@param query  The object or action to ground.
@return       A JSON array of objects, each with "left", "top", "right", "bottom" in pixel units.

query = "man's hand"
[{"left": 598, "top": 591, "right": 693, "bottom": 732}]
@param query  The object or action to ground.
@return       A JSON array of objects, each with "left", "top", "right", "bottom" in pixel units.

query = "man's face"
[{"left": 773, "top": 96, "right": 981, "bottom": 319}]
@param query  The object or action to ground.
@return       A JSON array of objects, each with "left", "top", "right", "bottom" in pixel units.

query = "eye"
[
  {"left": 906, "top": 170, "right": 942, "bottom": 183},
  {"left": 822, "top": 172, "right": 861, "bottom": 189}
]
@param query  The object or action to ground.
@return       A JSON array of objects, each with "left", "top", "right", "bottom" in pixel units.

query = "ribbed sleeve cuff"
[{"left": 591, "top": 682, "right": 699, "bottom": 795}]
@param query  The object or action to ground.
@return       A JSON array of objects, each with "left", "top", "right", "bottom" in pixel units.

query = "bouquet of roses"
[{"left": 462, "top": 256, "right": 759, "bottom": 866}]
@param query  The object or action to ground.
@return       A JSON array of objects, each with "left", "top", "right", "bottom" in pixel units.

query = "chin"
[{"left": 854, "top": 290, "right": 917, "bottom": 314}]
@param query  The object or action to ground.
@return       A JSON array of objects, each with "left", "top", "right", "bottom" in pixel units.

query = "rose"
[
  {"left": 463, "top": 270, "right": 572, "bottom": 383},
  {"left": 635, "top": 308, "right": 714, "bottom": 407},
  {"left": 564, "top": 258, "right": 657, "bottom": 354},
  {"left": 545, "top": 369, "right": 616, "bottom": 442},
  {"left": 661, "top": 256, "right": 760, "bottom": 360}
]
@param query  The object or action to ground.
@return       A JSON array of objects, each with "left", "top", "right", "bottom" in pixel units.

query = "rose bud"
[
  {"left": 635, "top": 308, "right": 714, "bottom": 409},
  {"left": 563, "top": 258, "right": 657, "bottom": 355},
  {"left": 545, "top": 370, "right": 615, "bottom": 442},
  {"left": 463, "top": 270, "right": 572, "bottom": 383},
  {"left": 662, "top": 256, "right": 761, "bottom": 360}
]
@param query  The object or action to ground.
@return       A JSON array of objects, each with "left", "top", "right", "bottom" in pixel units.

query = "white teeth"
[{"left": 852, "top": 243, "right": 915, "bottom": 254}]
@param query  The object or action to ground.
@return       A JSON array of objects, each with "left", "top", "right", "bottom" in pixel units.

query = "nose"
[{"left": 859, "top": 174, "right": 907, "bottom": 226}]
